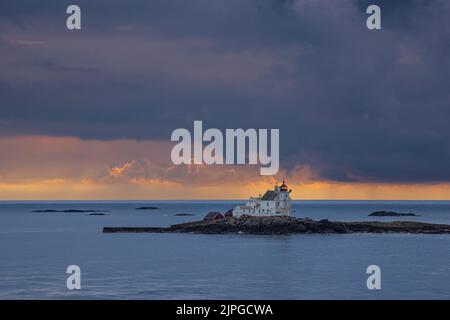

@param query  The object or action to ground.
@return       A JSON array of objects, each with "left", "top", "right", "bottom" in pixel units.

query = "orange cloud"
[{"left": 1, "top": 135, "right": 450, "bottom": 200}]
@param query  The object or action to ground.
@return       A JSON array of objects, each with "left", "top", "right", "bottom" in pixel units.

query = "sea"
[{"left": 0, "top": 200, "right": 449, "bottom": 299}]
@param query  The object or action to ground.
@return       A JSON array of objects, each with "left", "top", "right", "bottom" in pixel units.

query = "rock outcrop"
[
  {"left": 203, "top": 212, "right": 224, "bottom": 221},
  {"left": 103, "top": 215, "right": 450, "bottom": 235},
  {"left": 369, "top": 211, "right": 417, "bottom": 217},
  {"left": 224, "top": 209, "right": 234, "bottom": 217}
]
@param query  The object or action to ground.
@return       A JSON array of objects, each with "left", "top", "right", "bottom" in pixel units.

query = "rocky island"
[
  {"left": 103, "top": 214, "right": 450, "bottom": 235},
  {"left": 104, "top": 183, "right": 449, "bottom": 235}
]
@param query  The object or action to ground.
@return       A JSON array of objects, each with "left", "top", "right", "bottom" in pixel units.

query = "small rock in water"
[
  {"left": 369, "top": 211, "right": 417, "bottom": 217},
  {"left": 32, "top": 209, "right": 108, "bottom": 213},
  {"left": 175, "top": 213, "right": 194, "bottom": 216},
  {"left": 135, "top": 206, "right": 159, "bottom": 210}
]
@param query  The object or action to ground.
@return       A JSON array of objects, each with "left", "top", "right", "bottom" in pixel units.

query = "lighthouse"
[{"left": 232, "top": 181, "right": 293, "bottom": 218}]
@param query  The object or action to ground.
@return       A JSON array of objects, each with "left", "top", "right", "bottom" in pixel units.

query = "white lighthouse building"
[{"left": 232, "top": 181, "right": 293, "bottom": 218}]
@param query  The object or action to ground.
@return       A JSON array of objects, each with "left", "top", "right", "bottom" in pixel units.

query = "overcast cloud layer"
[{"left": 0, "top": 0, "right": 449, "bottom": 183}]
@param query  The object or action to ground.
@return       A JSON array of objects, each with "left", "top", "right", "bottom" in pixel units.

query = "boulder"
[
  {"left": 224, "top": 209, "right": 234, "bottom": 217},
  {"left": 203, "top": 212, "right": 224, "bottom": 221}
]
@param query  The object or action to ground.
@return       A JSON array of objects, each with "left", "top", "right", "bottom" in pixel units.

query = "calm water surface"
[{"left": 1, "top": 200, "right": 449, "bottom": 299}]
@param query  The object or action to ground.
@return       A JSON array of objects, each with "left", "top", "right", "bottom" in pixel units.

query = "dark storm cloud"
[{"left": 0, "top": 0, "right": 449, "bottom": 183}]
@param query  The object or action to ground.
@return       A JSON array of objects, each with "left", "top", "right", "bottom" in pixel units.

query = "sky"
[{"left": 0, "top": 0, "right": 450, "bottom": 200}]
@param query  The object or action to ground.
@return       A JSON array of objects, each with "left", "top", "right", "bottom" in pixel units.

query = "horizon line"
[{"left": 1, "top": 199, "right": 450, "bottom": 202}]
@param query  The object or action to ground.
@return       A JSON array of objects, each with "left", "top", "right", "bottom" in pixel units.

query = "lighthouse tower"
[{"left": 275, "top": 181, "right": 292, "bottom": 213}]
